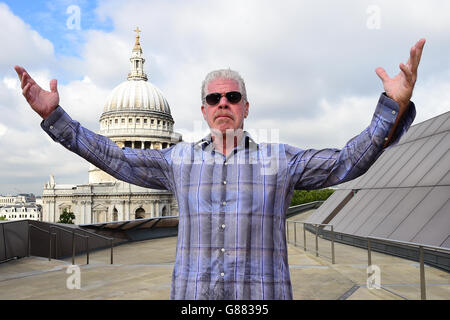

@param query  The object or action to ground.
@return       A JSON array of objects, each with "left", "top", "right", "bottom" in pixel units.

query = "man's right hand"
[{"left": 14, "top": 65, "right": 59, "bottom": 120}]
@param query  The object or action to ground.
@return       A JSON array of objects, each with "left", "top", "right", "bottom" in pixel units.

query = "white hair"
[{"left": 201, "top": 69, "right": 247, "bottom": 104}]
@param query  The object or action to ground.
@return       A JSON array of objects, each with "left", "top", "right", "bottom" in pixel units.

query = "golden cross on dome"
[{"left": 134, "top": 27, "right": 141, "bottom": 38}]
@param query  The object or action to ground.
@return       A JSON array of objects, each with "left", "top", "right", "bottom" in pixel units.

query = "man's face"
[{"left": 201, "top": 78, "right": 249, "bottom": 135}]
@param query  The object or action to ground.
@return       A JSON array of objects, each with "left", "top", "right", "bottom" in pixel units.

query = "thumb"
[
  {"left": 375, "top": 67, "right": 389, "bottom": 83},
  {"left": 50, "top": 79, "right": 58, "bottom": 93}
]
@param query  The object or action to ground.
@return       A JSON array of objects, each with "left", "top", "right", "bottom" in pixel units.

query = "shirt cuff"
[
  {"left": 40, "top": 106, "right": 73, "bottom": 143},
  {"left": 375, "top": 92, "right": 416, "bottom": 148}
]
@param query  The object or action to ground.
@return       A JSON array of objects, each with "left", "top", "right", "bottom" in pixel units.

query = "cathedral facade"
[{"left": 42, "top": 29, "right": 181, "bottom": 225}]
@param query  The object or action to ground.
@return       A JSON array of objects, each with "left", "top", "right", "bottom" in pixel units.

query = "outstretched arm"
[
  {"left": 14, "top": 65, "right": 175, "bottom": 192},
  {"left": 14, "top": 65, "right": 59, "bottom": 120},
  {"left": 376, "top": 38, "right": 426, "bottom": 147}
]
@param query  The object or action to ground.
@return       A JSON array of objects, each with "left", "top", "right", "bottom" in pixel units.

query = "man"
[{"left": 14, "top": 38, "right": 425, "bottom": 299}]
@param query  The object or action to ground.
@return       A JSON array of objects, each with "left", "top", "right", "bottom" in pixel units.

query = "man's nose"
[{"left": 218, "top": 96, "right": 229, "bottom": 108}]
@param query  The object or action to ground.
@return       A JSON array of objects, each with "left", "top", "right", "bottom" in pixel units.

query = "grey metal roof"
[{"left": 305, "top": 111, "right": 450, "bottom": 249}]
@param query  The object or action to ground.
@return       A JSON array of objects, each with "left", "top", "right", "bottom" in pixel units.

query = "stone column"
[{"left": 155, "top": 202, "right": 160, "bottom": 217}]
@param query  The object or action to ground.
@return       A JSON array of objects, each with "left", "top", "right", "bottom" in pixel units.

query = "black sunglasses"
[{"left": 205, "top": 91, "right": 242, "bottom": 105}]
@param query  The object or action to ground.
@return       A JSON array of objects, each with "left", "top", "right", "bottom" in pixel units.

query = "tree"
[
  {"left": 58, "top": 208, "right": 75, "bottom": 224},
  {"left": 290, "top": 189, "right": 335, "bottom": 206}
]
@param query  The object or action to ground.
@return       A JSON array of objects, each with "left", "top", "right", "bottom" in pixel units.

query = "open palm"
[
  {"left": 14, "top": 65, "right": 59, "bottom": 120},
  {"left": 375, "top": 39, "right": 425, "bottom": 112}
]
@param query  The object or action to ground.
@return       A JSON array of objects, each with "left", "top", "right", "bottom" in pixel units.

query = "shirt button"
[
  {"left": 49, "top": 125, "right": 54, "bottom": 130},
  {"left": 392, "top": 110, "right": 396, "bottom": 115},
  {"left": 222, "top": 201, "right": 226, "bottom": 206},
  {"left": 221, "top": 248, "right": 225, "bottom": 253},
  {"left": 220, "top": 272, "right": 225, "bottom": 277},
  {"left": 223, "top": 181, "right": 227, "bottom": 185},
  {"left": 221, "top": 224, "right": 226, "bottom": 229},
  {"left": 384, "top": 137, "right": 389, "bottom": 141},
  {"left": 224, "top": 161, "right": 227, "bottom": 166}
]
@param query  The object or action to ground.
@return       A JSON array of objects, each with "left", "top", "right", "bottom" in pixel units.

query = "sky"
[{"left": 0, "top": 0, "right": 449, "bottom": 196}]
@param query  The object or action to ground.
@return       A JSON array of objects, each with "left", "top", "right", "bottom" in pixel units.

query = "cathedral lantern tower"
[{"left": 89, "top": 28, "right": 182, "bottom": 183}]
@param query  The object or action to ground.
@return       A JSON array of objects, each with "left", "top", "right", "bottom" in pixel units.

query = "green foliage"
[
  {"left": 58, "top": 208, "right": 75, "bottom": 224},
  {"left": 0, "top": 216, "right": 7, "bottom": 221},
  {"left": 290, "top": 189, "right": 335, "bottom": 206}
]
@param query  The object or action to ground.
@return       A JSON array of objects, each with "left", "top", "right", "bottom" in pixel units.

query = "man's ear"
[
  {"left": 244, "top": 101, "right": 249, "bottom": 118},
  {"left": 201, "top": 105, "right": 207, "bottom": 120}
]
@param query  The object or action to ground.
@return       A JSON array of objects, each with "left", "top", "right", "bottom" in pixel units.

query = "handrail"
[
  {"left": 49, "top": 226, "right": 88, "bottom": 265},
  {"left": 70, "top": 226, "right": 114, "bottom": 265},
  {"left": 49, "top": 225, "right": 113, "bottom": 265},
  {"left": 367, "top": 236, "right": 450, "bottom": 253},
  {"left": 287, "top": 219, "right": 449, "bottom": 300},
  {"left": 286, "top": 221, "right": 335, "bottom": 264},
  {"left": 367, "top": 236, "right": 450, "bottom": 300},
  {"left": 28, "top": 224, "right": 56, "bottom": 261}
]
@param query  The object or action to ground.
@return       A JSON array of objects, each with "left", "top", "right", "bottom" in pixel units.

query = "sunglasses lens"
[
  {"left": 226, "top": 91, "right": 242, "bottom": 104},
  {"left": 205, "top": 93, "right": 221, "bottom": 105}
]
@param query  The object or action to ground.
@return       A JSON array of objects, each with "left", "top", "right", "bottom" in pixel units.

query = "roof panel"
[
  {"left": 342, "top": 189, "right": 393, "bottom": 235},
  {"left": 421, "top": 112, "right": 450, "bottom": 136},
  {"left": 398, "top": 120, "right": 422, "bottom": 144},
  {"left": 373, "top": 139, "right": 426, "bottom": 188},
  {"left": 435, "top": 112, "right": 450, "bottom": 133},
  {"left": 402, "top": 133, "right": 450, "bottom": 187},
  {"left": 411, "top": 199, "right": 450, "bottom": 248},
  {"left": 332, "top": 189, "right": 378, "bottom": 232},
  {"left": 305, "top": 189, "right": 353, "bottom": 224},
  {"left": 327, "top": 189, "right": 369, "bottom": 228},
  {"left": 406, "top": 118, "right": 434, "bottom": 142},
  {"left": 389, "top": 132, "right": 447, "bottom": 188},
  {"left": 442, "top": 236, "right": 450, "bottom": 249},
  {"left": 389, "top": 186, "right": 449, "bottom": 243},
  {"left": 370, "top": 187, "right": 432, "bottom": 238},
  {"left": 356, "top": 188, "right": 412, "bottom": 237},
  {"left": 352, "top": 147, "right": 396, "bottom": 189}
]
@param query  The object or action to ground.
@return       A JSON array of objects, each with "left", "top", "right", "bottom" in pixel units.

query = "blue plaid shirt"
[{"left": 41, "top": 93, "right": 415, "bottom": 300}]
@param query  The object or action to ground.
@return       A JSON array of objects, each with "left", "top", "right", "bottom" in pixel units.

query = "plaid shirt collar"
[{"left": 194, "top": 130, "right": 258, "bottom": 154}]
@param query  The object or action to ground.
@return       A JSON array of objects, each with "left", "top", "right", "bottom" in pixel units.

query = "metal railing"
[
  {"left": 287, "top": 221, "right": 335, "bottom": 264},
  {"left": 286, "top": 220, "right": 449, "bottom": 300},
  {"left": 367, "top": 236, "right": 450, "bottom": 300},
  {"left": 48, "top": 225, "right": 114, "bottom": 265},
  {"left": 28, "top": 224, "right": 56, "bottom": 261}
]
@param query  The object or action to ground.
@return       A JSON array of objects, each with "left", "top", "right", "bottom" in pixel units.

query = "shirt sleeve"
[
  {"left": 287, "top": 93, "right": 416, "bottom": 190},
  {"left": 40, "top": 106, "right": 176, "bottom": 192}
]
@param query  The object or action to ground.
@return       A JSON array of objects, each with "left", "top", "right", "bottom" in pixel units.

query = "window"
[
  {"left": 144, "top": 119, "right": 147, "bottom": 124},
  {"left": 136, "top": 118, "right": 140, "bottom": 124},
  {"left": 121, "top": 118, "right": 125, "bottom": 124},
  {"left": 129, "top": 118, "right": 133, "bottom": 123},
  {"left": 115, "top": 119, "right": 118, "bottom": 124},
  {"left": 151, "top": 119, "right": 154, "bottom": 124}
]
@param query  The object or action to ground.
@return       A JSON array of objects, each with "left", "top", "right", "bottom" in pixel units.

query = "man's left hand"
[{"left": 375, "top": 38, "right": 426, "bottom": 113}]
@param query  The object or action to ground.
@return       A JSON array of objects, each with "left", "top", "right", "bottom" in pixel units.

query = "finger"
[
  {"left": 21, "top": 71, "right": 37, "bottom": 90},
  {"left": 375, "top": 67, "right": 390, "bottom": 82},
  {"left": 14, "top": 65, "right": 26, "bottom": 81},
  {"left": 20, "top": 72, "right": 29, "bottom": 89},
  {"left": 413, "top": 38, "right": 426, "bottom": 72},
  {"left": 50, "top": 79, "right": 58, "bottom": 93},
  {"left": 22, "top": 82, "right": 31, "bottom": 99},
  {"left": 399, "top": 63, "right": 413, "bottom": 82}
]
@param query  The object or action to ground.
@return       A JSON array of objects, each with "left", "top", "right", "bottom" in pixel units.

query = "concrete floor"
[{"left": 0, "top": 211, "right": 449, "bottom": 300}]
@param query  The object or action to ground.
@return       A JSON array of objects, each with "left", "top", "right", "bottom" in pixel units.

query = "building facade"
[
  {"left": 0, "top": 204, "right": 41, "bottom": 221},
  {"left": 42, "top": 29, "right": 181, "bottom": 225}
]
